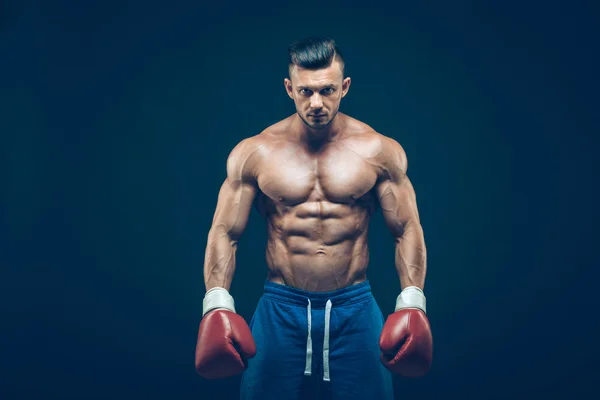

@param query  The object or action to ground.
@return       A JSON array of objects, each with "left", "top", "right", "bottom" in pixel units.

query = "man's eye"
[
  {"left": 300, "top": 89, "right": 312, "bottom": 95},
  {"left": 322, "top": 88, "right": 334, "bottom": 94}
]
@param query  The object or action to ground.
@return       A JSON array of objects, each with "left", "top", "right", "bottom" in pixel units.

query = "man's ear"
[
  {"left": 341, "top": 77, "right": 352, "bottom": 98},
  {"left": 284, "top": 78, "right": 294, "bottom": 99}
]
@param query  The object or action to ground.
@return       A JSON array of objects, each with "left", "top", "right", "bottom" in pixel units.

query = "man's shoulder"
[
  {"left": 226, "top": 135, "right": 266, "bottom": 182},
  {"left": 339, "top": 116, "right": 408, "bottom": 176},
  {"left": 235, "top": 115, "right": 293, "bottom": 149},
  {"left": 340, "top": 118, "right": 405, "bottom": 159},
  {"left": 226, "top": 118, "right": 293, "bottom": 180}
]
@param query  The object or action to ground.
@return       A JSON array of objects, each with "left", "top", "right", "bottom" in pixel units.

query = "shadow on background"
[{"left": 2, "top": 0, "right": 599, "bottom": 399}]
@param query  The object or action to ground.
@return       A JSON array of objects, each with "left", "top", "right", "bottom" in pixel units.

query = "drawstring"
[
  {"left": 323, "top": 299, "right": 332, "bottom": 382},
  {"left": 304, "top": 298, "right": 333, "bottom": 382},
  {"left": 304, "top": 299, "right": 313, "bottom": 376}
]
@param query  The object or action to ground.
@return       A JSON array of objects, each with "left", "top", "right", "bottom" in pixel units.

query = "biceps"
[
  {"left": 377, "top": 178, "right": 420, "bottom": 237},
  {"left": 211, "top": 178, "right": 257, "bottom": 240}
]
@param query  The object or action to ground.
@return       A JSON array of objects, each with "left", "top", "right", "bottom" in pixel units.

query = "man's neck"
[{"left": 295, "top": 113, "right": 344, "bottom": 150}]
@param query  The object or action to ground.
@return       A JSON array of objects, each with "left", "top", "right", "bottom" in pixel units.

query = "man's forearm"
[
  {"left": 394, "top": 221, "right": 427, "bottom": 289},
  {"left": 204, "top": 224, "right": 238, "bottom": 291}
]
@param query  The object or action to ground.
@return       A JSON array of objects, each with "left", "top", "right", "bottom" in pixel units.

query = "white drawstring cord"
[
  {"left": 304, "top": 299, "right": 313, "bottom": 376},
  {"left": 304, "top": 298, "right": 333, "bottom": 381},
  {"left": 323, "top": 299, "right": 332, "bottom": 382}
]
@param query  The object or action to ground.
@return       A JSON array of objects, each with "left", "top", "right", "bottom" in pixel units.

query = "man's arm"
[
  {"left": 204, "top": 139, "right": 259, "bottom": 291},
  {"left": 375, "top": 138, "right": 427, "bottom": 290},
  {"left": 376, "top": 137, "right": 433, "bottom": 378},
  {"left": 195, "top": 138, "right": 260, "bottom": 380}
]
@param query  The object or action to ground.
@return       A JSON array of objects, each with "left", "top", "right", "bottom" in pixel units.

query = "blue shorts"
[{"left": 240, "top": 280, "right": 394, "bottom": 399}]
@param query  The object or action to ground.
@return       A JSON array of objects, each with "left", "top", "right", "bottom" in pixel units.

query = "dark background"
[{"left": 2, "top": 0, "right": 599, "bottom": 398}]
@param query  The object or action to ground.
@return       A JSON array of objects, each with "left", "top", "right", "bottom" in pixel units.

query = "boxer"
[{"left": 195, "top": 36, "right": 433, "bottom": 400}]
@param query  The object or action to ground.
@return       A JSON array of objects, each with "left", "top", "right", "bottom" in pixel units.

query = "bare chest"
[{"left": 257, "top": 146, "right": 379, "bottom": 205}]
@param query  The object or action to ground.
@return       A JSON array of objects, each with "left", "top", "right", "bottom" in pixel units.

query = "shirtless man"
[{"left": 195, "top": 37, "right": 433, "bottom": 400}]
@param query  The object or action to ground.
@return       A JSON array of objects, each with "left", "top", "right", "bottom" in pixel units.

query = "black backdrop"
[{"left": 2, "top": 0, "right": 599, "bottom": 399}]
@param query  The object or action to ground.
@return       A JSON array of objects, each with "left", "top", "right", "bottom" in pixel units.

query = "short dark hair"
[{"left": 287, "top": 36, "right": 345, "bottom": 76}]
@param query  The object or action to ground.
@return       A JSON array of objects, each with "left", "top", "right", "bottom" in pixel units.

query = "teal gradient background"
[{"left": 2, "top": 0, "right": 598, "bottom": 399}]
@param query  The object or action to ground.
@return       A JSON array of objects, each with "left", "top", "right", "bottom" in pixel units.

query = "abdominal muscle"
[{"left": 264, "top": 201, "right": 372, "bottom": 292}]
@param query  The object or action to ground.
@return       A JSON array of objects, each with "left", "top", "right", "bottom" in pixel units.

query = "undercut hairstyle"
[{"left": 287, "top": 36, "right": 345, "bottom": 77}]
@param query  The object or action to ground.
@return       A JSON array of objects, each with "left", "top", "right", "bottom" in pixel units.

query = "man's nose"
[{"left": 310, "top": 94, "right": 323, "bottom": 108}]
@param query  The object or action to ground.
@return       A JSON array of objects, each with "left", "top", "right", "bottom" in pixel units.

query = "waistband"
[{"left": 263, "top": 280, "right": 372, "bottom": 309}]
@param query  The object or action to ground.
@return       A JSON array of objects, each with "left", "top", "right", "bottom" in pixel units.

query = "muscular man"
[{"left": 195, "top": 37, "right": 433, "bottom": 399}]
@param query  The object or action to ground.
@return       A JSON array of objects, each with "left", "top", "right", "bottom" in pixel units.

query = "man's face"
[{"left": 284, "top": 60, "right": 351, "bottom": 130}]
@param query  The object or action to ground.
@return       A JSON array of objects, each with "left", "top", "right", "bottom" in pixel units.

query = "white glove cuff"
[
  {"left": 395, "top": 286, "right": 426, "bottom": 314},
  {"left": 202, "top": 287, "right": 236, "bottom": 316}
]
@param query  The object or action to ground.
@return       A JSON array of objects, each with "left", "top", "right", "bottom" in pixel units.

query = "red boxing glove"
[
  {"left": 195, "top": 288, "right": 256, "bottom": 379},
  {"left": 379, "top": 287, "right": 433, "bottom": 377}
]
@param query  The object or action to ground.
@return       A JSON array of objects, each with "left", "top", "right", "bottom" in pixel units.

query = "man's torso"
[{"left": 246, "top": 113, "right": 392, "bottom": 292}]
